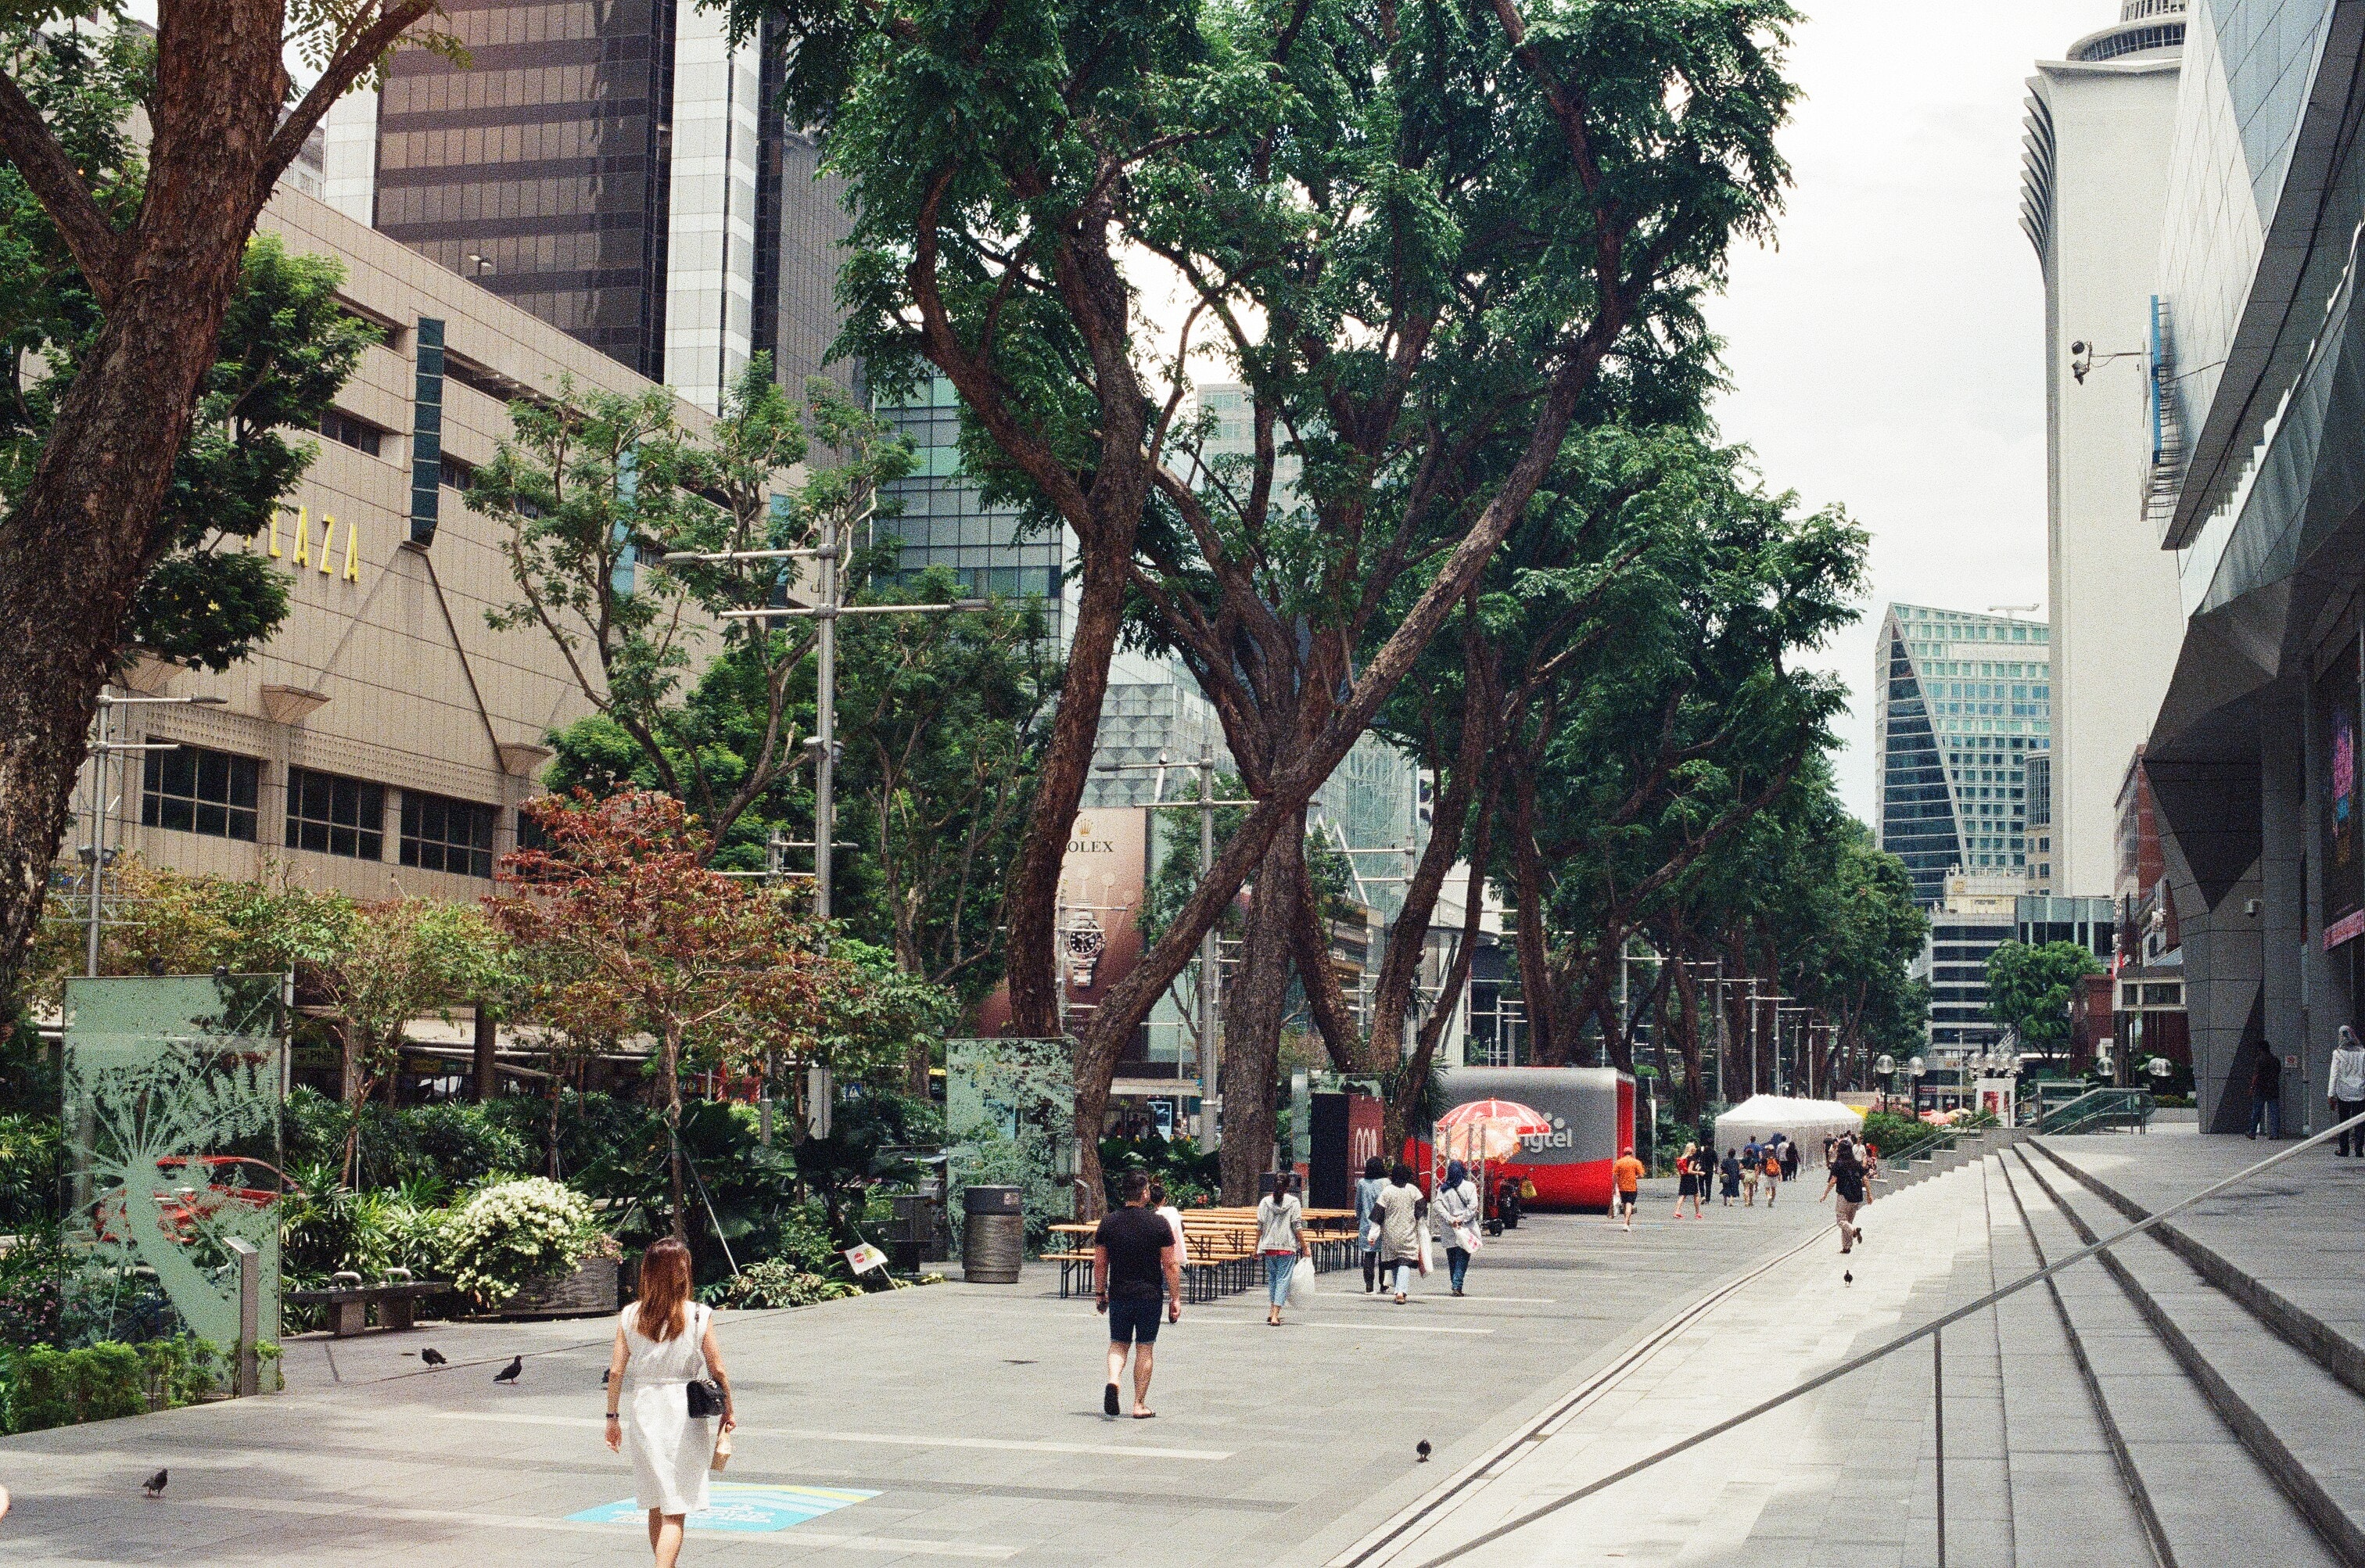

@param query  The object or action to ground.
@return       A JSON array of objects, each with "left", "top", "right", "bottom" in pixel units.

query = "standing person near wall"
[
  {"left": 2250, "top": 1044, "right": 2283, "bottom": 1139},
  {"left": 1093, "top": 1170, "right": 1180, "bottom": 1418},
  {"left": 1354, "top": 1157, "right": 1388, "bottom": 1294},
  {"left": 1256, "top": 1172, "right": 1307, "bottom": 1327},
  {"left": 1433, "top": 1160, "right": 1483, "bottom": 1297},
  {"left": 1376, "top": 1163, "right": 1427, "bottom": 1304},
  {"left": 2332, "top": 1026, "right": 2365, "bottom": 1157}
]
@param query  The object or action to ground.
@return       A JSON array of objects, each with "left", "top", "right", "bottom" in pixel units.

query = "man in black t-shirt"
[
  {"left": 1821, "top": 1139, "right": 1867, "bottom": 1254},
  {"left": 1093, "top": 1169, "right": 1180, "bottom": 1419}
]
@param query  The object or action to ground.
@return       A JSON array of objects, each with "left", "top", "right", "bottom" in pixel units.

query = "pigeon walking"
[
  {"left": 142, "top": 1469, "right": 167, "bottom": 1499},
  {"left": 420, "top": 1347, "right": 447, "bottom": 1368},
  {"left": 1416, "top": 1441, "right": 1432, "bottom": 1463},
  {"left": 1843, "top": 1271, "right": 1854, "bottom": 1286},
  {"left": 493, "top": 1355, "right": 523, "bottom": 1384}
]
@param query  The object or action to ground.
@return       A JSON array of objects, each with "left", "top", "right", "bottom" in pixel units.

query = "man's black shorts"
[{"left": 1106, "top": 1297, "right": 1164, "bottom": 1344}]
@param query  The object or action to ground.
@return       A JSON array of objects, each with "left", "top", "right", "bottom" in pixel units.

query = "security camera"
[{"left": 2069, "top": 341, "right": 2093, "bottom": 385}]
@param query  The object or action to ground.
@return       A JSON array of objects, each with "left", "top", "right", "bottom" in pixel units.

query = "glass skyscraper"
[{"left": 1874, "top": 604, "right": 2054, "bottom": 905}]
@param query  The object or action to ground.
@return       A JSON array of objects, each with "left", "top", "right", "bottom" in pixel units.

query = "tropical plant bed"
[{"left": 483, "top": 1254, "right": 618, "bottom": 1319}]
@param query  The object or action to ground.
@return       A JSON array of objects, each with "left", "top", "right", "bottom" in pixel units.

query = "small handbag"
[
  {"left": 686, "top": 1377, "right": 725, "bottom": 1419},
  {"left": 711, "top": 1428, "right": 734, "bottom": 1473}
]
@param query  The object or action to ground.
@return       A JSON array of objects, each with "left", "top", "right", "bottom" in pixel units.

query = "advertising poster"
[
  {"left": 974, "top": 809, "right": 1152, "bottom": 1035},
  {"left": 2320, "top": 644, "right": 2364, "bottom": 948}
]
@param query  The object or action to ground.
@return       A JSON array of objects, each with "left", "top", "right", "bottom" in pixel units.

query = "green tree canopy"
[{"left": 1985, "top": 939, "right": 2102, "bottom": 1063}]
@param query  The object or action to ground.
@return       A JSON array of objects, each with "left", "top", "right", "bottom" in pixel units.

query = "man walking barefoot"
[
  {"left": 1611, "top": 1146, "right": 1645, "bottom": 1231},
  {"left": 1093, "top": 1171, "right": 1180, "bottom": 1418}
]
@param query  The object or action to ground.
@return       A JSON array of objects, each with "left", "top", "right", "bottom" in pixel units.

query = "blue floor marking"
[{"left": 569, "top": 1482, "right": 881, "bottom": 1532}]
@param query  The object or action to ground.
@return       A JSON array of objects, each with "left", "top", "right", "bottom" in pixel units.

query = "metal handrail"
[
  {"left": 1400, "top": 1108, "right": 2365, "bottom": 1568},
  {"left": 2035, "top": 1086, "right": 2155, "bottom": 1136}
]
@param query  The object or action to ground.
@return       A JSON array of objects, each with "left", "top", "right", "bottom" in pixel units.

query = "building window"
[
  {"left": 438, "top": 453, "right": 476, "bottom": 491},
  {"left": 400, "top": 790, "right": 496, "bottom": 877},
  {"left": 318, "top": 409, "right": 387, "bottom": 457},
  {"left": 141, "top": 743, "right": 260, "bottom": 841},
  {"left": 285, "top": 766, "right": 385, "bottom": 859}
]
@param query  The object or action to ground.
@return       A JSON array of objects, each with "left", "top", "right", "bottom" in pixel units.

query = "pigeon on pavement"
[
  {"left": 1843, "top": 1271, "right": 1854, "bottom": 1286},
  {"left": 1416, "top": 1441, "right": 1431, "bottom": 1463},
  {"left": 142, "top": 1469, "right": 167, "bottom": 1499},
  {"left": 421, "top": 1347, "right": 447, "bottom": 1368},
  {"left": 494, "top": 1355, "right": 523, "bottom": 1384}
]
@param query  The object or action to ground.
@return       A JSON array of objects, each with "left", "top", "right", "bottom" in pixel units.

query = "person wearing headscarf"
[{"left": 1432, "top": 1159, "right": 1484, "bottom": 1297}]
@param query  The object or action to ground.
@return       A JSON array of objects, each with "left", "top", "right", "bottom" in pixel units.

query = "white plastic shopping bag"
[
  {"left": 1288, "top": 1256, "right": 1315, "bottom": 1306},
  {"left": 1417, "top": 1226, "right": 1434, "bottom": 1276}
]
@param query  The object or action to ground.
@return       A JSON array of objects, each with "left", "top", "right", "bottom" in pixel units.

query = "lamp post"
[
  {"left": 1907, "top": 1054, "right": 1927, "bottom": 1117},
  {"left": 1875, "top": 1053, "right": 1897, "bottom": 1113}
]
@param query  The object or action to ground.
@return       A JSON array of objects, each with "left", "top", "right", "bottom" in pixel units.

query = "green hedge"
[{"left": 0, "top": 1336, "right": 222, "bottom": 1434}]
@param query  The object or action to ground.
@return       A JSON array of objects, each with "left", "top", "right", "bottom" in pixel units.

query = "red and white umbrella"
[{"left": 1434, "top": 1097, "right": 1551, "bottom": 1161}]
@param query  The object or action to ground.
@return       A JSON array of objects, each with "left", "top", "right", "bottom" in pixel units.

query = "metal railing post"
[
  {"left": 1932, "top": 1326, "right": 1946, "bottom": 1568},
  {"left": 226, "top": 1237, "right": 260, "bottom": 1397}
]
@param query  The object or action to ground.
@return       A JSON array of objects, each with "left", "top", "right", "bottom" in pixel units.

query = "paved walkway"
[
  {"left": 1315, "top": 1161, "right": 2002, "bottom": 1568},
  {"left": 0, "top": 1186, "right": 1828, "bottom": 1566}
]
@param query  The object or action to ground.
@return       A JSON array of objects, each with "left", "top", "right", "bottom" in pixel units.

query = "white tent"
[{"left": 1712, "top": 1095, "right": 1864, "bottom": 1169}]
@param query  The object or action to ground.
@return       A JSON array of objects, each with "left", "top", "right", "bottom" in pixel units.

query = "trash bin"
[{"left": 961, "top": 1186, "right": 1025, "bottom": 1284}]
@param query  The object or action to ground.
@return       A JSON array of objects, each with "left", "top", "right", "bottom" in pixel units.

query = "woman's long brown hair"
[{"left": 636, "top": 1238, "right": 693, "bottom": 1343}]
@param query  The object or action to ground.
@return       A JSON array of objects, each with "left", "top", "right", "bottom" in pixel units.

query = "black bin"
[{"left": 961, "top": 1186, "right": 1024, "bottom": 1283}]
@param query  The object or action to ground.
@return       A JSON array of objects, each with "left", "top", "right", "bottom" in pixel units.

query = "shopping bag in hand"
[
  {"left": 1288, "top": 1256, "right": 1315, "bottom": 1306},
  {"left": 1417, "top": 1226, "right": 1434, "bottom": 1277},
  {"left": 712, "top": 1429, "right": 734, "bottom": 1473}
]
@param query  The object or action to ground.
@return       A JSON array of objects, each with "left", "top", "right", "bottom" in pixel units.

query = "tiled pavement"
[{"left": 0, "top": 1186, "right": 1831, "bottom": 1566}]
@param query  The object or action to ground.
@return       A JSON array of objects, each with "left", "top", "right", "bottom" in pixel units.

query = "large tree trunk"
[
  {"left": 1218, "top": 824, "right": 1302, "bottom": 1201},
  {"left": 1287, "top": 844, "right": 1362, "bottom": 1071},
  {"left": 1507, "top": 770, "right": 1561, "bottom": 1064},
  {"left": 1386, "top": 790, "right": 1496, "bottom": 1150}
]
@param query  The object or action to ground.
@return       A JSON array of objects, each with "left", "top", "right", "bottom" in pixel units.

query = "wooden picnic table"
[{"left": 1045, "top": 1206, "right": 1360, "bottom": 1300}]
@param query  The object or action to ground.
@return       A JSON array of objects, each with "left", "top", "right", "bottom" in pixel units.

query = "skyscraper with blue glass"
[{"left": 1874, "top": 604, "right": 2054, "bottom": 906}]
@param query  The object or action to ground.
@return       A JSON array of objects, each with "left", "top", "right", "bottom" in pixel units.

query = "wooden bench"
[{"left": 287, "top": 1268, "right": 447, "bottom": 1337}]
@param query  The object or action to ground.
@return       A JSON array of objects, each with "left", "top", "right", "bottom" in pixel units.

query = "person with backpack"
[
  {"left": 1821, "top": 1139, "right": 1868, "bottom": 1254},
  {"left": 1740, "top": 1139, "right": 1761, "bottom": 1207},
  {"left": 1672, "top": 1142, "right": 1705, "bottom": 1220}
]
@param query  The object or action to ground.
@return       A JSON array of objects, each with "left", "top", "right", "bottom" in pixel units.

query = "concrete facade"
[
  {"left": 66, "top": 185, "right": 716, "bottom": 909},
  {"left": 2021, "top": 5, "right": 2187, "bottom": 899}
]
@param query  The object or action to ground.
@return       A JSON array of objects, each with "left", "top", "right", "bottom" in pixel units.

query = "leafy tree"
[
  {"left": 1985, "top": 940, "right": 2101, "bottom": 1065},
  {"left": 489, "top": 791, "right": 844, "bottom": 1238},
  {"left": 474, "top": 359, "right": 915, "bottom": 863},
  {"left": 0, "top": 2, "right": 446, "bottom": 989},
  {"left": 735, "top": 0, "right": 1803, "bottom": 1213}
]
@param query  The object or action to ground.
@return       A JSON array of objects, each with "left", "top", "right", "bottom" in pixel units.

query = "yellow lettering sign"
[
  {"left": 343, "top": 516, "right": 360, "bottom": 582},
  {"left": 318, "top": 515, "right": 336, "bottom": 575},
  {"left": 292, "top": 509, "right": 309, "bottom": 568}
]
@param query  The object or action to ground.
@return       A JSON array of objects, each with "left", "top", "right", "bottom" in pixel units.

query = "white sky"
[{"left": 1709, "top": 0, "right": 2088, "bottom": 823}]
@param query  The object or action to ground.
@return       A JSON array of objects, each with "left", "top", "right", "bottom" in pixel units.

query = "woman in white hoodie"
[{"left": 2331, "top": 1024, "right": 2365, "bottom": 1156}]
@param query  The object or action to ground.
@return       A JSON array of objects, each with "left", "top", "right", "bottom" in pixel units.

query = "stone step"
[
  {"left": 2030, "top": 1139, "right": 2365, "bottom": 1401},
  {"left": 2003, "top": 1147, "right": 2341, "bottom": 1566},
  {"left": 2022, "top": 1148, "right": 2365, "bottom": 1566},
  {"left": 1980, "top": 1157, "right": 2161, "bottom": 1568}
]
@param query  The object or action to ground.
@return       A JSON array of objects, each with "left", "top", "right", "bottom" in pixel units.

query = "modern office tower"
[
  {"left": 329, "top": 0, "right": 848, "bottom": 413},
  {"left": 1873, "top": 605, "right": 2053, "bottom": 906},
  {"left": 2020, "top": 2, "right": 2184, "bottom": 897},
  {"left": 2025, "top": 746, "right": 2055, "bottom": 891}
]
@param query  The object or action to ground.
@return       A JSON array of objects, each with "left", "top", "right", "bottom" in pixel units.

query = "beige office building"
[{"left": 67, "top": 184, "right": 717, "bottom": 906}]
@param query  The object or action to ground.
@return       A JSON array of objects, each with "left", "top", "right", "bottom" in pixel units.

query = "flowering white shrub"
[{"left": 441, "top": 1177, "right": 598, "bottom": 1306}]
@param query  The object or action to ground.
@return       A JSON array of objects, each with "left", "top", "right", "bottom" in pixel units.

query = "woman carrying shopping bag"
[
  {"left": 1432, "top": 1160, "right": 1483, "bottom": 1297},
  {"left": 1257, "top": 1172, "right": 1308, "bottom": 1326},
  {"left": 1375, "top": 1162, "right": 1427, "bottom": 1304}
]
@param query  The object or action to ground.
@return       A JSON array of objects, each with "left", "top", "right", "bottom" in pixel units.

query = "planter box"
[{"left": 497, "top": 1256, "right": 619, "bottom": 1319}]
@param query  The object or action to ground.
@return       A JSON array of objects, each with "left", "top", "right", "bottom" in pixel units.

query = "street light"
[
  {"left": 1906, "top": 1054, "right": 1927, "bottom": 1117},
  {"left": 1875, "top": 1052, "right": 1897, "bottom": 1111}
]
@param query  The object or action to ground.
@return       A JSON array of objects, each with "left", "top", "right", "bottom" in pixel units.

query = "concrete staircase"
[
  {"left": 1733, "top": 1137, "right": 2365, "bottom": 1566},
  {"left": 1876, "top": 1123, "right": 2031, "bottom": 1193}
]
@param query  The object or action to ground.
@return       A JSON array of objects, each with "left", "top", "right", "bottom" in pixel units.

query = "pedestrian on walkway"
[
  {"left": 1741, "top": 1143, "right": 1760, "bottom": 1207},
  {"left": 1673, "top": 1142, "right": 1705, "bottom": 1219},
  {"left": 1780, "top": 1136, "right": 1801, "bottom": 1182},
  {"left": 2332, "top": 1026, "right": 2365, "bottom": 1156},
  {"left": 1719, "top": 1148, "right": 1742, "bottom": 1205},
  {"left": 2249, "top": 1043, "right": 2283, "bottom": 1139},
  {"left": 1257, "top": 1172, "right": 1308, "bottom": 1326},
  {"left": 605, "top": 1237, "right": 735, "bottom": 1568},
  {"left": 1760, "top": 1144, "right": 1782, "bottom": 1207},
  {"left": 1434, "top": 1160, "right": 1483, "bottom": 1297},
  {"left": 1355, "top": 1156, "right": 1389, "bottom": 1294},
  {"left": 1093, "top": 1170, "right": 1180, "bottom": 1417},
  {"left": 1150, "top": 1181, "right": 1192, "bottom": 1269},
  {"left": 1612, "top": 1146, "right": 1644, "bottom": 1231},
  {"left": 1821, "top": 1139, "right": 1866, "bottom": 1253},
  {"left": 1376, "top": 1162, "right": 1427, "bottom": 1303}
]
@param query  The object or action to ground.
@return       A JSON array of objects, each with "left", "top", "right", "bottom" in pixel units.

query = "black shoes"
[{"left": 1104, "top": 1383, "right": 1120, "bottom": 1417}]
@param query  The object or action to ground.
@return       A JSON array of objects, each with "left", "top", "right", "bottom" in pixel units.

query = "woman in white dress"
[{"left": 605, "top": 1238, "right": 736, "bottom": 1567}]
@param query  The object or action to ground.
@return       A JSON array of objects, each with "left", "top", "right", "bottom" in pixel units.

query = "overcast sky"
[{"left": 1709, "top": 0, "right": 2090, "bottom": 823}]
